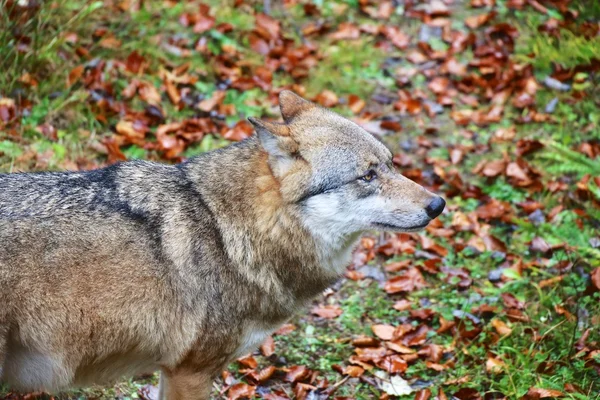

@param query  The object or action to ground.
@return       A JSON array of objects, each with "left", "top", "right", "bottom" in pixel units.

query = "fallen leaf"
[
  {"left": 261, "top": 336, "right": 275, "bottom": 357},
  {"left": 590, "top": 268, "right": 600, "bottom": 291},
  {"left": 525, "top": 387, "right": 565, "bottom": 398},
  {"left": 372, "top": 324, "right": 395, "bottom": 341},
  {"left": 491, "top": 319, "right": 512, "bottom": 335},
  {"left": 375, "top": 371, "right": 413, "bottom": 396},
  {"left": 311, "top": 305, "right": 343, "bottom": 319},
  {"left": 384, "top": 267, "right": 427, "bottom": 293},
  {"left": 228, "top": 383, "right": 256, "bottom": 400},
  {"left": 284, "top": 365, "right": 310, "bottom": 383}
]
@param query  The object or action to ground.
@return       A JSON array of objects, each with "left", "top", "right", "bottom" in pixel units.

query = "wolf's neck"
[{"left": 183, "top": 137, "right": 352, "bottom": 299}]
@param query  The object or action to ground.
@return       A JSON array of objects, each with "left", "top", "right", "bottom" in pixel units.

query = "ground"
[{"left": 1, "top": 0, "right": 600, "bottom": 399}]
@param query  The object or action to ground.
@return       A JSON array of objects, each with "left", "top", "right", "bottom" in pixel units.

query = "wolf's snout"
[{"left": 425, "top": 196, "right": 446, "bottom": 219}]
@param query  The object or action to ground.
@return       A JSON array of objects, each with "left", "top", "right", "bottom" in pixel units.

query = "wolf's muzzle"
[{"left": 425, "top": 196, "right": 446, "bottom": 219}]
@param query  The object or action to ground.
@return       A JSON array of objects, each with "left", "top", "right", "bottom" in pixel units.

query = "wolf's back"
[{"left": 1, "top": 164, "right": 137, "bottom": 219}]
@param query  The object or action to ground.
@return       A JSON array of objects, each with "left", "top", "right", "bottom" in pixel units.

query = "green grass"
[{"left": 516, "top": 29, "right": 600, "bottom": 73}]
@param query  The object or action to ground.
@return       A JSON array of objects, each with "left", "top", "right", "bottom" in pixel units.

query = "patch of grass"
[
  {"left": 482, "top": 177, "right": 528, "bottom": 203},
  {"left": 305, "top": 39, "right": 392, "bottom": 99},
  {"left": 516, "top": 29, "right": 600, "bottom": 73},
  {"left": 339, "top": 280, "right": 401, "bottom": 330},
  {"left": 535, "top": 140, "right": 600, "bottom": 178},
  {"left": 0, "top": 0, "right": 102, "bottom": 96}
]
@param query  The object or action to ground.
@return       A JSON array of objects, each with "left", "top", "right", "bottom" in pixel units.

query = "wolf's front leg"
[{"left": 159, "top": 366, "right": 214, "bottom": 400}]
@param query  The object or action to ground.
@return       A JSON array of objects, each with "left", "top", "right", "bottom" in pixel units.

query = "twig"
[
  {"left": 527, "top": 0, "right": 548, "bottom": 14},
  {"left": 323, "top": 375, "right": 350, "bottom": 396}
]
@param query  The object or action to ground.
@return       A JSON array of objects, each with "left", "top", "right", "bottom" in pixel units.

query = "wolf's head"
[{"left": 249, "top": 91, "right": 445, "bottom": 242}]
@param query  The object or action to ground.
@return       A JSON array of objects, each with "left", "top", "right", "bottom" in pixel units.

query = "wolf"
[{"left": 0, "top": 91, "right": 445, "bottom": 399}]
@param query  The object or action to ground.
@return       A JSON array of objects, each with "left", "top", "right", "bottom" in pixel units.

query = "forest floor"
[{"left": 1, "top": 0, "right": 600, "bottom": 399}]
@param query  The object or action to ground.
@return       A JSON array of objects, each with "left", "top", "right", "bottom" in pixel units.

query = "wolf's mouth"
[{"left": 373, "top": 221, "right": 429, "bottom": 232}]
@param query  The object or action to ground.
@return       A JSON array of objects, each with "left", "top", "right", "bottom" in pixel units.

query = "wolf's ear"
[
  {"left": 249, "top": 117, "right": 298, "bottom": 176},
  {"left": 279, "top": 90, "right": 314, "bottom": 122}
]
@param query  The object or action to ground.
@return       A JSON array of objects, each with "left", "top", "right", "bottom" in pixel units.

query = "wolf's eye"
[{"left": 360, "top": 170, "right": 377, "bottom": 182}]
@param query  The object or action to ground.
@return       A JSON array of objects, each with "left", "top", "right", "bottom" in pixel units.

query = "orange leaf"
[
  {"left": 384, "top": 267, "right": 427, "bottom": 294},
  {"left": 67, "top": 65, "right": 84, "bottom": 87},
  {"left": 525, "top": 387, "right": 565, "bottom": 398},
  {"left": 491, "top": 319, "right": 512, "bottom": 336},
  {"left": 311, "top": 305, "right": 343, "bottom": 319},
  {"left": 228, "top": 383, "right": 256, "bottom": 400},
  {"left": 591, "top": 267, "right": 600, "bottom": 291},
  {"left": 284, "top": 365, "right": 310, "bottom": 383},
  {"left": 260, "top": 336, "right": 275, "bottom": 357},
  {"left": 343, "top": 365, "right": 364, "bottom": 377},
  {"left": 372, "top": 324, "right": 395, "bottom": 341}
]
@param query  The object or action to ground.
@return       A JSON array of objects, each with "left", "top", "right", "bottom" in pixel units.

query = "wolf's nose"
[{"left": 425, "top": 197, "right": 446, "bottom": 219}]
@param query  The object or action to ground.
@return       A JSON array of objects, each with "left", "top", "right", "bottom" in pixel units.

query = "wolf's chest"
[{"left": 231, "top": 321, "right": 279, "bottom": 359}]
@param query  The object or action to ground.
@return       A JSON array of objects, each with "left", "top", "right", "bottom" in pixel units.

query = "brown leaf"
[
  {"left": 255, "top": 13, "right": 280, "bottom": 40},
  {"left": 224, "top": 121, "right": 253, "bottom": 141},
  {"left": 355, "top": 346, "right": 387, "bottom": 363},
  {"left": 314, "top": 90, "right": 338, "bottom": 107},
  {"left": 329, "top": 22, "right": 360, "bottom": 41},
  {"left": 465, "top": 11, "right": 496, "bottom": 29},
  {"left": 67, "top": 65, "right": 84, "bottom": 87},
  {"left": 486, "top": 356, "right": 505, "bottom": 373},
  {"left": 228, "top": 383, "right": 256, "bottom": 400},
  {"left": 372, "top": 324, "right": 395, "bottom": 341},
  {"left": 384, "top": 267, "right": 427, "bottom": 293},
  {"left": 475, "top": 199, "right": 511, "bottom": 220},
  {"left": 380, "top": 120, "right": 402, "bottom": 132},
  {"left": 386, "top": 341, "right": 415, "bottom": 354},
  {"left": 393, "top": 299, "right": 412, "bottom": 311},
  {"left": 525, "top": 387, "right": 565, "bottom": 398},
  {"left": 102, "top": 137, "right": 127, "bottom": 163},
  {"left": 139, "top": 82, "right": 162, "bottom": 105},
  {"left": 237, "top": 355, "right": 258, "bottom": 369},
  {"left": 437, "top": 388, "right": 449, "bottom": 400},
  {"left": 385, "top": 260, "right": 411, "bottom": 272},
  {"left": 193, "top": 15, "right": 215, "bottom": 33},
  {"left": 491, "top": 319, "right": 512, "bottom": 335},
  {"left": 284, "top": 365, "right": 310, "bottom": 383},
  {"left": 428, "top": 77, "right": 450, "bottom": 94},
  {"left": 377, "top": 354, "right": 408, "bottom": 373},
  {"left": 482, "top": 159, "right": 506, "bottom": 177},
  {"left": 260, "top": 336, "right": 275, "bottom": 357},
  {"left": 414, "top": 389, "right": 432, "bottom": 400},
  {"left": 197, "top": 90, "right": 225, "bottom": 112},
  {"left": 516, "top": 139, "right": 544, "bottom": 156},
  {"left": 115, "top": 120, "right": 146, "bottom": 144},
  {"left": 275, "top": 323, "right": 296, "bottom": 335},
  {"left": 99, "top": 35, "right": 122, "bottom": 49},
  {"left": 591, "top": 268, "right": 600, "bottom": 291},
  {"left": 348, "top": 94, "right": 366, "bottom": 114},
  {"left": 352, "top": 335, "right": 380, "bottom": 347},
  {"left": 382, "top": 26, "right": 411, "bottom": 49},
  {"left": 248, "top": 365, "right": 276, "bottom": 383},
  {"left": 501, "top": 293, "right": 524, "bottom": 309},
  {"left": 452, "top": 388, "right": 482, "bottom": 400},
  {"left": 343, "top": 365, "right": 364, "bottom": 377},
  {"left": 165, "top": 78, "right": 181, "bottom": 105},
  {"left": 126, "top": 51, "right": 146, "bottom": 74},
  {"left": 530, "top": 236, "right": 551, "bottom": 255},
  {"left": 0, "top": 97, "right": 16, "bottom": 123},
  {"left": 506, "top": 161, "right": 530, "bottom": 183},
  {"left": 311, "top": 305, "right": 343, "bottom": 319}
]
